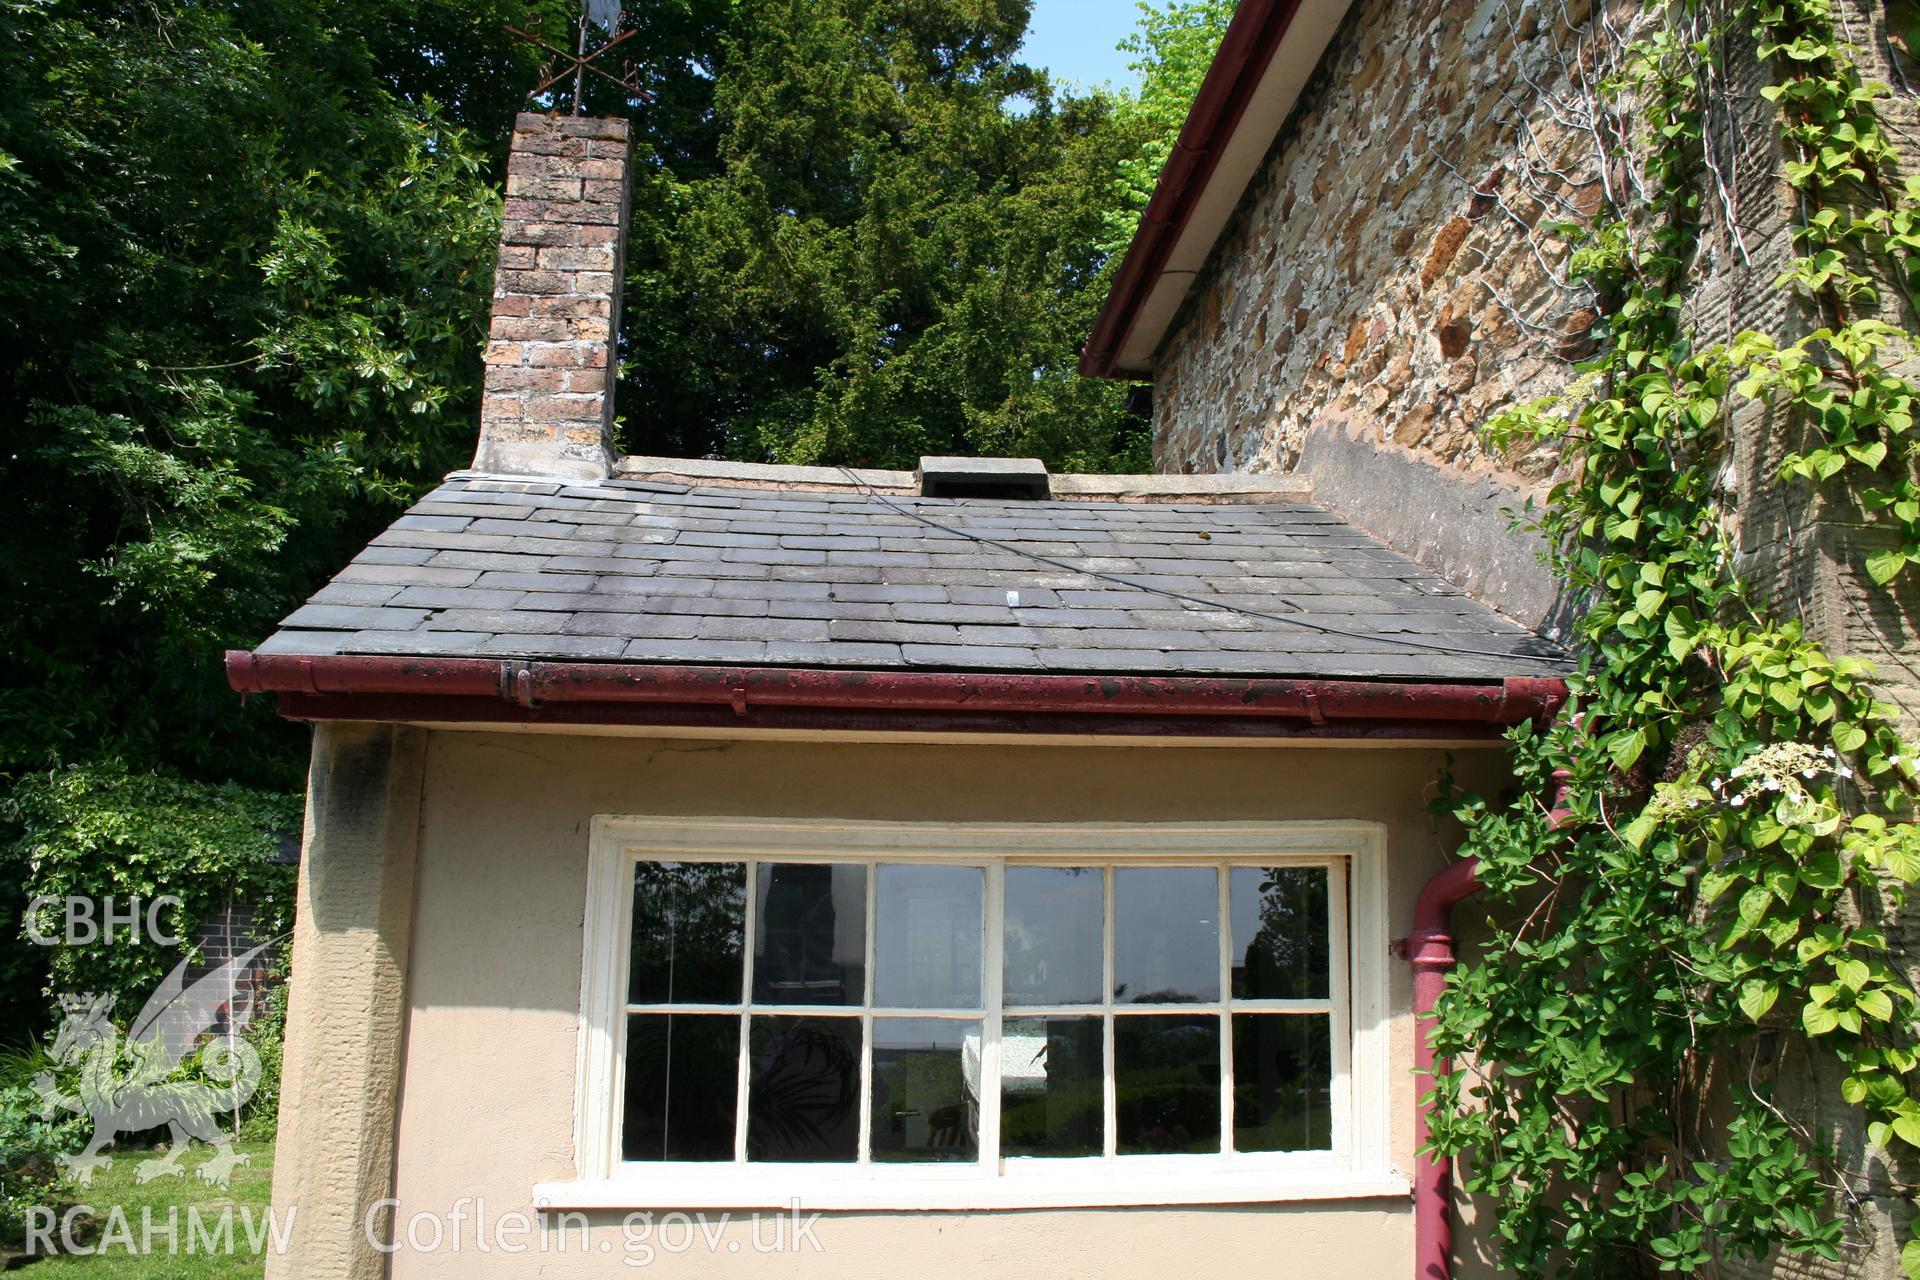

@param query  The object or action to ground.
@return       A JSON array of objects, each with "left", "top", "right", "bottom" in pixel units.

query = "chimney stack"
[{"left": 473, "top": 113, "right": 633, "bottom": 481}]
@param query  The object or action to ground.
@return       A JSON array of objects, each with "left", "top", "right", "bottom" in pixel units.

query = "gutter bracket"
[{"left": 501, "top": 661, "right": 539, "bottom": 709}]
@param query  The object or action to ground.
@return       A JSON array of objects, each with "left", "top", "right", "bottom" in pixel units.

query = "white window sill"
[{"left": 534, "top": 1164, "right": 1411, "bottom": 1212}]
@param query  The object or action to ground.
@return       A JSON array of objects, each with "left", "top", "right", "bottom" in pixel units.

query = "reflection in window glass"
[
  {"left": 619, "top": 853, "right": 1348, "bottom": 1171},
  {"left": 1113, "top": 867, "right": 1219, "bottom": 1003},
  {"left": 747, "top": 1016, "right": 862, "bottom": 1162},
  {"left": 1003, "top": 866, "right": 1103, "bottom": 1006},
  {"left": 874, "top": 865, "right": 983, "bottom": 1009},
  {"left": 1232, "top": 1014, "right": 1332, "bottom": 1152},
  {"left": 870, "top": 1018, "right": 980, "bottom": 1162},
  {"left": 1000, "top": 1016, "right": 1103, "bottom": 1157},
  {"left": 629, "top": 862, "right": 747, "bottom": 1005},
  {"left": 753, "top": 864, "right": 867, "bottom": 1006},
  {"left": 1114, "top": 1015, "right": 1221, "bottom": 1154},
  {"left": 1230, "top": 866, "right": 1330, "bottom": 1000},
  {"left": 622, "top": 1014, "right": 739, "bottom": 1161}
]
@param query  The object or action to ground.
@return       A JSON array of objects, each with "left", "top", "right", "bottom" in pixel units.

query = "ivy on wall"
[
  {"left": 4, "top": 764, "right": 297, "bottom": 1014},
  {"left": 1430, "top": 0, "right": 1920, "bottom": 1274}
]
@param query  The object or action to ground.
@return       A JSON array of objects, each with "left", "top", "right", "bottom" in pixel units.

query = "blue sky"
[{"left": 1021, "top": 0, "right": 1144, "bottom": 91}]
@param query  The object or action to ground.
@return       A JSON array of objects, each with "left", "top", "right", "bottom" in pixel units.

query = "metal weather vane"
[{"left": 506, "top": 1, "right": 647, "bottom": 114}]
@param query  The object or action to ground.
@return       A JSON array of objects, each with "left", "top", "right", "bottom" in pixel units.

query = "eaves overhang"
[{"left": 1081, "top": 0, "right": 1352, "bottom": 379}]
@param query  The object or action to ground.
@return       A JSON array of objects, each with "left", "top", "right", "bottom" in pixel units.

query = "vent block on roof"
[{"left": 916, "top": 456, "right": 1051, "bottom": 500}]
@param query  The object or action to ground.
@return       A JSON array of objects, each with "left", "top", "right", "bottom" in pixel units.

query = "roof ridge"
[{"left": 582, "top": 456, "right": 1316, "bottom": 504}]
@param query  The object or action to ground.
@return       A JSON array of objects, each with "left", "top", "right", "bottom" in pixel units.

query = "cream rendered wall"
[{"left": 383, "top": 729, "right": 1513, "bottom": 1279}]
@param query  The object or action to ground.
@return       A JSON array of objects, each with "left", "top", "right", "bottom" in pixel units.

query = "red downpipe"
[
  {"left": 1406, "top": 857, "right": 1482, "bottom": 1280},
  {"left": 225, "top": 652, "right": 1566, "bottom": 737},
  {"left": 1405, "top": 770, "right": 1571, "bottom": 1280}
]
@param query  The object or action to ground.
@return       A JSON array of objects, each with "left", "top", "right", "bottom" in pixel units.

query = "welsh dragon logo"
[{"left": 32, "top": 941, "right": 277, "bottom": 1189}]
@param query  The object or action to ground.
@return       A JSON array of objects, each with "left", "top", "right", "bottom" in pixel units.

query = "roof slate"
[{"left": 256, "top": 473, "right": 1570, "bottom": 680}]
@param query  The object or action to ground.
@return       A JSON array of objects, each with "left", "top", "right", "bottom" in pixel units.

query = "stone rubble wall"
[
  {"left": 1151, "top": 0, "right": 1605, "bottom": 489},
  {"left": 1150, "top": 0, "right": 1625, "bottom": 627}
]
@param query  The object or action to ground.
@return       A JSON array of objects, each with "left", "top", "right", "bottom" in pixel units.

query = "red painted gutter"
[
  {"left": 225, "top": 652, "right": 1564, "bottom": 739},
  {"left": 1079, "top": 0, "right": 1304, "bottom": 378}
]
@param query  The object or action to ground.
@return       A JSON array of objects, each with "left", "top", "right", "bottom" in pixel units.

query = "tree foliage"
[
  {"left": 0, "top": 0, "right": 530, "bottom": 791},
  {"left": 1102, "top": 0, "right": 1234, "bottom": 257},
  {"left": 0, "top": 0, "right": 539, "bottom": 1037},
  {"left": 619, "top": 0, "right": 1155, "bottom": 470}
]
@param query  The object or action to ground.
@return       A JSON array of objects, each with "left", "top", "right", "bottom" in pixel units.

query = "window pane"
[
  {"left": 1230, "top": 866, "right": 1330, "bottom": 1000},
  {"left": 870, "top": 1018, "right": 980, "bottom": 1163},
  {"left": 1114, "top": 1015, "right": 1221, "bottom": 1154},
  {"left": 629, "top": 862, "right": 747, "bottom": 1005},
  {"left": 753, "top": 863, "right": 867, "bottom": 1006},
  {"left": 622, "top": 1014, "right": 739, "bottom": 1161},
  {"left": 999, "top": 1016, "right": 1103, "bottom": 1157},
  {"left": 746, "top": 1015, "right": 862, "bottom": 1162},
  {"left": 1003, "top": 866, "right": 1103, "bottom": 1007},
  {"left": 1113, "top": 867, "right": 1219, "bottom": 1003},
  {"left": 873, "top": 865, "right": 983, "bottom": 1009},
  {"left": 1232, "top": 1014, "right": 1332, "bottom": 1152}
]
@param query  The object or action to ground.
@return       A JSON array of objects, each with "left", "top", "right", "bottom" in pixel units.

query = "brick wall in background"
[{"left": 187, "top": 900, "right": 278, "bottom": 1032}]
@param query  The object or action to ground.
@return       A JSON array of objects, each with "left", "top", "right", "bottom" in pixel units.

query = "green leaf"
[
  {"left": 1738, "top": 980, "right": 1779, "bottom": 1022},
  {"left": 1858, "top": 988, "right": 1895, "bottom": 1021},
  {"left": 1847, "top": 440, "right": 1889, "bottom": 468},
  {"left": 1700, "top": 868, "right": 1740, "bottom": 904},
  {"left": 1623, "top": 810, "right": 1659, "bottom": 850},
  {"left": 1608, "top": 727, "right": 1649, "bottom": 770},
  {"left": 1866, "top": 548, "right": 1908, "bottom": 584}
]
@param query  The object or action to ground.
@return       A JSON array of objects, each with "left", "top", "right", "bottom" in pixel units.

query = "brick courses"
[{"left": 472, "top": 113, "right": 633, "bottom": 481}]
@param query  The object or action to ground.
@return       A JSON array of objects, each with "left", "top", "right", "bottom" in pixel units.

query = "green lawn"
[{"left": 26, "top": 1141, "right": 275, "bottom": 1279}]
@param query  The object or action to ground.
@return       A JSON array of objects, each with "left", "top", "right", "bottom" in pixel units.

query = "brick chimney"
[{"left": 473, "top": 113, "right": 634, "bottom": 481}]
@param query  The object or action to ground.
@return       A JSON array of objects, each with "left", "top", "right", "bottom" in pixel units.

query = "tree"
[
  {"left": 1103, "top": 0, "right": 1234, "bottom": 258},
  {"left": 0, "top": 0, "right": 536, "bottom": 1039},
  {"left": 617, "top": 0, "right": 1153, "bottom": 470}
]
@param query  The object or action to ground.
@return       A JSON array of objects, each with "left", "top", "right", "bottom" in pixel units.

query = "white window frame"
[{"left": 537, "top": 816, "right": 1403, "bottom": 1211}]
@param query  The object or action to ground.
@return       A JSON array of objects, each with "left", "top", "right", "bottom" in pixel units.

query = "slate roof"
[{"left": 255, "top": 473, "right": 1569, "bottom": 680}]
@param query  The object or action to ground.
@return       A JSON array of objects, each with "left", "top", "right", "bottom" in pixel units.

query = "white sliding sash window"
[{"left": 547, "top": 818, "right": 1398, "bottom": 1211}]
